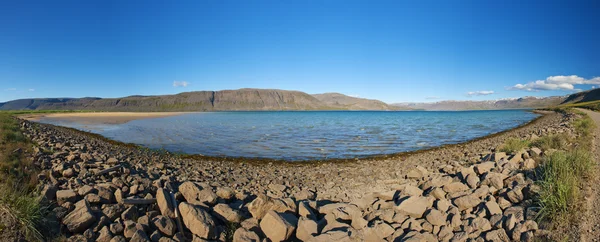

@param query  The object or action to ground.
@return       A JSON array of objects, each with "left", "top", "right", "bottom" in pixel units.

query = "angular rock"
[
  {"left": 486, "top": 228, "right": 510, "bottom": 242},
  {"left": 56, "top": 189, "right": 77, "bottom": 205},
  {"left": 485, "top": 201, "right": 503, "bottom": 216},
  {"left": 179, "top": 182, "right": 202, "bottom": 203},
  {"left": 130, "top": 230, "right": 151, "bottom": 242},
  {"left": 453, "top": 195, "right": 480, "bottom": 211},
  {"left": 407, "top": 165, "right": 429, "bottom": 179},
  {"left": 233, "top": 227, "right": 260, "bottom": 242},
  {"left": 259, "top": 211, "right": 298, "bottom": 242},
  {"left": 213, "top": 203, "right": 242, "bottom": 223},
  {"left": 63, "top": 200, "right": 96, "bottom": 233},
  {"left": 156, "top": 188, "right": 176, "bottom": 218},
  {"left": 178, "top": 202, "right": 217, "bottom": 239},
  {"left": 151, "top": 215, "right": 176, "bottom": 236},
  {"left": 216, "top": 187, "right": 235, "bottom": 200},
  {"left": 475, "top": 162, "right": 496, "bottom": 175},
  {"left": 396, "top": 196, "right": 429, "bottom": 218},
  {"left": 247, "top": 194, "right": 273, "bottom": 219},
  {"left": 425, "top": 209, "right": 446, "bottom": 226},
  {"left": 443, "top": 182, "right": 470, "bottom": 193},
  {"left": 296, "top": 217, "right": 319, "bottom": 241}
]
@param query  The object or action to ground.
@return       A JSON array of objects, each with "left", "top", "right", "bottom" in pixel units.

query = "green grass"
[
  {"left": 500, "top": 138, "right": 530, "bottom": 153},
  {"left": 0, "top": 184, "right": 50, "bottom": 241},
  {"left": 574, "top": 115, "right": 596, "bottom": 138},
  {"left": 557, "top": 100, "right": 600, "bottom": 111},
  {"left": 535, "top": 111, "right": 596, "bottom": 238},
  {"left": 530, "top": 134, "right": 570, "bottom": 151},
  {"left": 537, "top": 149, "right": 594, "bottom": 224}
]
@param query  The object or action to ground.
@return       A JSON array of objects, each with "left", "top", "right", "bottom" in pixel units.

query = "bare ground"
[
  {"left": 20, "top": 112, "right": 189, "bottom": 125},
  {"left": 576, "top": 108, "right": 600, "bottom": 242}
]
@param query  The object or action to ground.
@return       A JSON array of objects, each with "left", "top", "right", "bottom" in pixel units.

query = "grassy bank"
[
  {"left": 0, "top": 112, "right": 50, "bottom": 241},
  {"left": 534, "top": 109, "right": 596, "bottom": 238}
]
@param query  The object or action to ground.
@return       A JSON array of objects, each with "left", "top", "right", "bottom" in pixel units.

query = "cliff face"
[{"left": 0, "top": 89, "right": 337, "bottom": 111}]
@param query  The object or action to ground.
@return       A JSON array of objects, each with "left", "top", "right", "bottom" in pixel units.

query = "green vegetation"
[
  {"left": 557, "top": 100, "right": 600, "bottom": 111},
  {"left": 538, "top": 149, "right": 594, "bottom": 223},
  {"left": 536, "top": 110, "right": 596, "bottom": 235},
  {"left": 500, "top": 138, "right": 530, "bottom": 153},
  {"left": 530, "top": 134, "right": 570, "bottom": 151},
  {"left": 0, "top": 112, "right": 51, "bottom": 241}
]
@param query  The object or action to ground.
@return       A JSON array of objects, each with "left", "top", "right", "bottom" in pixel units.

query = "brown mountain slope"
[
  {"left": 0, "top": 89, "right": 400, "bottom": 111},
  {"left": 312, "top": 93, "right": 401, "bottom": 110},
  {"left": 561, "top": 88, "right": 600, "bottom": 104}
]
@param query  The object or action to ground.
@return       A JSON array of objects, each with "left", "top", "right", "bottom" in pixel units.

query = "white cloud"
[
  {"left": 173, "top": 81, "right": 189, "bottom": 87},
  {"left": 5, "top": 88, "right": 16, "bottom": 91},
  {"left": 425, "top": 96, "right": 441, "bottom": 100},
  {"left": 466, "top": 90, "right": 494, "bottom": 96},
  {"left": 349, "top": 94, "right": 361, "bottom": 98},
  {"left": 28, "top": 88, "right": 35, "bottom": 92},
  {"left": 510, "top": 75, "right": 600, "bottom": 92}
]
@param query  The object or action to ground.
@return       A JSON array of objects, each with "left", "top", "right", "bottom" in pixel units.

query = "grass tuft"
[
  {"left": 0, "top": 184, "right": 49, "bottom": 241},
  {"left": 537, "top": 149, "right": 594, "bottom": 224},
  {"left": 500, "top": 138, "right": 530, "bottom": 153},
  {"left": 530, "top": 134, "right": 570, "bottom": 151}
]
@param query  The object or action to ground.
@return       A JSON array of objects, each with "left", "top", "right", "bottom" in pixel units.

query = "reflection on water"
[{"left": 39, "top": 110, "right": 538, "bottom": 161}]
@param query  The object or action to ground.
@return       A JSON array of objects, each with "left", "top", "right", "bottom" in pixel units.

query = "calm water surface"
[{"left": 39, "top": 110, "right": 539, "bottom": 161}]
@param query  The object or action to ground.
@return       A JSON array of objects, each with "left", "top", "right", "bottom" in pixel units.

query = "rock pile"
[{"left": 20, "top": 111, "right": 575, "bottom": 241}]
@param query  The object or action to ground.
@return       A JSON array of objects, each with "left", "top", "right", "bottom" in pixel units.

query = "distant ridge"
[
  {"left": 391, "top": 96, "right": 566, "bottom": 110},
  {"left": 561, "top": 88, "right": 600, "bottom": 104},
  {"left": 312, "top": 93, "right": 397, "bottom": 110},
  {"left": 0, "top": 89, "right": 406, "bottom": 111},
  {"left": 4, "top": 88, "right": 594, "bottom": 111}
]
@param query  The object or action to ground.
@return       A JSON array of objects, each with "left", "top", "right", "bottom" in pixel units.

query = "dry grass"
[{"left": 0, "top": 112, "right": 50, "bottom": 241}]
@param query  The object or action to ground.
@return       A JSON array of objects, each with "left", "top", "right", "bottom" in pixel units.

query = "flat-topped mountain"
[
  {"left": 0, "top": 89, "right": 403, "bottom": 111},
  {"left": 5, "top": 88, "right": 599, "bottom": 111}
]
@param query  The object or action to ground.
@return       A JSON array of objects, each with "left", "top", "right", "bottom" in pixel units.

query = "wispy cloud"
[
  {"left": 509, "top": 75, "right": 600, "bottom": 92},
  {"left": 425, "top": 96, "right": 441, "bottom": 100},
  {"left": 466, "top": 90, "right": 494, "bottom": 97},
  {"left": 5, "top": 88, "right": 16, "bottom": 91},
  {"left": 173, "top": 81, "right": 189, "bottom": 87},
  {"left": 28, "top": 88, "right": 35, "bottom": 92}
]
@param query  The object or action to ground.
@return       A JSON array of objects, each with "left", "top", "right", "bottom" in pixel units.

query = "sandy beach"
[{"left": 20, "top": 112, "right": 189, "bottom": 124}]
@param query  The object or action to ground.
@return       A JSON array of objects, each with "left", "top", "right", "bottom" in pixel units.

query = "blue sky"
[{"left": 1, "top": 0, "right": 599, "bottom": 103}]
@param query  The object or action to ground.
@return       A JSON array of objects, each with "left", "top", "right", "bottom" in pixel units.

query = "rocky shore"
[{"left": 21, "top": 111, "right": 576, "bottom": 241}]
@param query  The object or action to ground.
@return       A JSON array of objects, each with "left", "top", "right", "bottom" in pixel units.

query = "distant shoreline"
[{"left": 20, "top": 112, "right": 190, "bottom": 125}]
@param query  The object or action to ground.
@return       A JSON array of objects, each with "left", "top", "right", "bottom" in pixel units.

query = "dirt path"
[{"left": 575, "top": 108, "right": 600, "bottom": 242}]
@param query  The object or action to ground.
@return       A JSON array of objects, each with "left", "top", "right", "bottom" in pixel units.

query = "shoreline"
[
  {"left": 19, "top": 111, "right": 190, "bottom": 125},
  {"left": 20, "top": 110, "right": 575, "bottom": 241},
  {"left": 21, "top": 110, "right": 550, "bottom": 164}
]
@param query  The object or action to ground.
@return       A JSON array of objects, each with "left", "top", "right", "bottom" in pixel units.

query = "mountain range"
[{"left": 0, "top": 88, "right": 596, "bottom": 111}]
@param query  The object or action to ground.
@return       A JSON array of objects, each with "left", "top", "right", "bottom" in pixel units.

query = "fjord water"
[{"left": 40, "top": 110, "right": 538, "bottom": 161}]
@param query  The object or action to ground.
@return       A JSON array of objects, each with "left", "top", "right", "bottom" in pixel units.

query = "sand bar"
[{"left": 20, "top": 112, "right": 189, "bottom": 125}]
